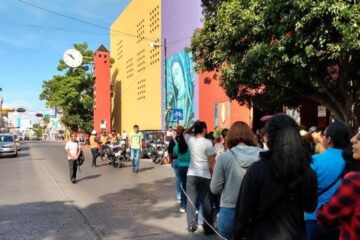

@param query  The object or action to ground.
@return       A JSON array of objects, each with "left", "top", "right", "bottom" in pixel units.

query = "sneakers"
[
  {"left": 71, "top": 178, "right": 76, "bottom": 184},
  {"left": 187, "top": 225, "right": 198, "bottom": 233},
  {"left": 179, "top": 208, "right": 186, "bottom": 213}
]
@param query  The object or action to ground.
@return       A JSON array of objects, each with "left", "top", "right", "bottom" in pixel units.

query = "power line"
[
  {"left": 0, "top": 22, "right": 109, "bottom": 36},
  {"left": 17, "top": 0, "right": 195, "bottom": 47},
  {"left": 17, "top": 0, "right": 156, "bottom": 42}
]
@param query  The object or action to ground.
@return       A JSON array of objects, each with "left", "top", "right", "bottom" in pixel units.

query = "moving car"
[{"left": 0, "top": 134, "right": 18, "bottom": 157}]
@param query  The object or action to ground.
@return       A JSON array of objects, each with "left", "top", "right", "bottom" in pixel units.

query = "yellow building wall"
[{"left": 110, "top": 0, "right": 162, "bottom": 133}]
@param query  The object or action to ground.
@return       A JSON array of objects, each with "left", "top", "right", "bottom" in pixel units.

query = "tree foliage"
[
  {"left": 191, "top": 0, "right": 360, "bottom": 127},
  {"left": 39, "top": 43, "right": 94, "bottom": 132}
]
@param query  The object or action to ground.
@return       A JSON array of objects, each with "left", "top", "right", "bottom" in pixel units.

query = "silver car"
[{"left": 0, "top": 134, "right": 18, "bottom": 157}]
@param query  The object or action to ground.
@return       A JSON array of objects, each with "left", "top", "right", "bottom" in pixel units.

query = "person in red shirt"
[{"left": 317, "top": 128, "right": 360, "bottom": 240}]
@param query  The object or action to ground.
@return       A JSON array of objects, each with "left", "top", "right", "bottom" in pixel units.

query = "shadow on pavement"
[
  {"left": 139, "top": 167, "right": 155, "bottom": 172},
  {"left": 0, "top": 176, "right": 216, "bottom": 240},
  {"left": 77, "top": 174, "right": 101, "bottom": 182}
]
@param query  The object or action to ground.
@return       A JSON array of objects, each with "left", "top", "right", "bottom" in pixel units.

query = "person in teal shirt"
[{"left": 173, "top": 128, "right": 190, "bottom": 213}]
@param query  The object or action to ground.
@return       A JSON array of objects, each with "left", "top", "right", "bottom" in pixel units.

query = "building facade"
[
  {"left": 93, "top": 45, "right": 111, "bottom": 133},
  {"left": 110, "top": 0, "right": 162, "bottom": 132},
  {"left": 110, "top": 0, "right": 252, "bottom": 132}
]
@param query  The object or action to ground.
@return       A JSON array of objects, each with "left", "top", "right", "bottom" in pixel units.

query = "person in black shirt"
[{"left": 233, "top": 114, "right": 317, "bottom": 240}]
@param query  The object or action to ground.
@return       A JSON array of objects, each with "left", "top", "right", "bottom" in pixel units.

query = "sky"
[{"left": 0, "top": 0, "right": 131, "bottom": 114}]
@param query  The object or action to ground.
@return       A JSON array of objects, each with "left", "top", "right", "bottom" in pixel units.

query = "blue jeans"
[
  {"left": 186, "top": 176, "right": 213, "bottom": 232},
  {"left": 217, "top": 207, "right": 235, "bottom": 240},
  {"left": 173, "top": 159, "right": 181, "bottom": 200},
  {"left": 174, "top": 165, "right": 188, "bottom": 209},
  {"left": 130, "top": 148, "right": 140, "bottom": 172}
]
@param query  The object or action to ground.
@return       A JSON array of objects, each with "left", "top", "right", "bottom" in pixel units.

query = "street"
[{"left": 0, "top": 142, "right": 215, "bottom": 240}]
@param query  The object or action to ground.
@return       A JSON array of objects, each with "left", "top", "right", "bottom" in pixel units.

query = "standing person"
[
  {"left": 109, "top": 129, "right": 120, "bottom": 144},
  {"left": 233, "top": 115, "right": 318, "bottom": 240},
  {"left": 305, "top": 122, "right": 351, "bottom": 240},
  {"left": 210, "top": 122, "right": 263, "bottom": 240},
  {"left": 317, "top": 128, "right": 360, "bottom": 240},
  {"left": 129, "top": 125, "right": 143, "bottom": 173},
  {"left": 99, "top": 130, "right": 109, "bottom": 160},
  {"left": 168, "top": 127, "right": 181, "bottom": 202},
  {"left": 214, "top": 128, "right": 229, "bottom": 160},
  {"left": 173, "top": 127, "right": 190, "bottom": 213},
  {"left": 65, "top": 133, "right": 81, "bottom": 184},
  {"left": 183, "top": 121, "right": 216, "bottom": 235},
  {"left": 121, "top": 130, "right": 127, "bottom": 141},
  {"left": 89, "top": 130, "right": 100, "bottom": 167}
]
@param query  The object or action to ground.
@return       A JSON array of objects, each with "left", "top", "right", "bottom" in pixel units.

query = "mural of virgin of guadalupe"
[{"left": 166, "top": 50, "right": 195, "bottom": 127}]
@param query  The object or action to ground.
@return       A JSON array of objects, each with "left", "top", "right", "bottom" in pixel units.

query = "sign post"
[{"left": 172, "top": 109, "right": 183, "bottom": 121}]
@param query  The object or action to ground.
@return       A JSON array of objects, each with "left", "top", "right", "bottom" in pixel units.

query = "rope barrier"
[{"left": 174, "top": 173, "right": 227, "bottom": 240}]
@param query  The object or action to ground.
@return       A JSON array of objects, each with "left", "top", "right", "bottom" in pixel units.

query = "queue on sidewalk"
[{"left": 167, "top": 116, "right": 360, "bottom": 240}]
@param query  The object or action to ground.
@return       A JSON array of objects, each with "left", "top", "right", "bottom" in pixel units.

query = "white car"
[{"left": 0, "top": 134, "right": 18, "bottom": 157}]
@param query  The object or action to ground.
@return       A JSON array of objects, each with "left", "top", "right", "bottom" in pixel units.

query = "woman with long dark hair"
[
  {"left": 210, "top": 122, "right": 263, "bottom": 240},
  {"left": 233, "top": 115, "right": 317, "bottom": 240},
  {"left": 173, "top": 127, "right": 191, "bottom": 213}
]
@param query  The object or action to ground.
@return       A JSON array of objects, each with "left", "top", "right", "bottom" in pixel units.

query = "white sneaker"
[{"left": 179, "top": 208, "right": 186, "bottom": 213}]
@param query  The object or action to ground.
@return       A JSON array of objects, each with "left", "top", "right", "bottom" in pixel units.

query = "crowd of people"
[{"left": 167, "top": 115, "right": 360, "bottom": 240}]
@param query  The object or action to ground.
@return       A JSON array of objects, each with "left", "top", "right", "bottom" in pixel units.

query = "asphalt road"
[{"left": 0, "top": 141, "right": 217, "bottom": 240}]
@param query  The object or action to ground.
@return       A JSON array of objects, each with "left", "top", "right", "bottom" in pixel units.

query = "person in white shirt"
[
  {"left": 183, "top": 121, "right": 216, "bottom": 235},
  {"left": 65, "top": 133, "right": 81, "bottom": 183}
]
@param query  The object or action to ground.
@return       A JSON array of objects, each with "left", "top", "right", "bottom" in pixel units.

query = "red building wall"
[
  {"left": 93, "top": 45, "right": 111, "bottom": 133},
  {"left": 198, "top": 72, "right": 251, "bottom": 131}
]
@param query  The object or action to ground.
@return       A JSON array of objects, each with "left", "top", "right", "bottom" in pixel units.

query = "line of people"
[{"left": 168, "top": 115, "right": 360, "bottom": 240}]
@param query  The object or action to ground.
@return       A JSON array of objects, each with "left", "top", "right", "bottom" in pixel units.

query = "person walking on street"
[
  {"left": 317, "top": 128, "right": 360, "bottom": 240},
  {"left": 129, "top": 125, "right": 143, "bottom": 173},
  {"left": 305, "top": 122, "right": 351, "bottom": 240},
  {"left": 184, "top": 121, "right": 216, "bottom": 235},
  {"left": 89, "top": 130, "right": 100, "bottom": 167},
  {"left": 210, "top": 122, "right": 263, "bottom": 240},
  {"left": 65, "top": 133, "right": 81, "bottom": 184},
  {"left": 173, "top": 127, "right": 190, "bottom": 213},
  {"left": 233, "top": 115, "right": 318, "bottom": 240}
]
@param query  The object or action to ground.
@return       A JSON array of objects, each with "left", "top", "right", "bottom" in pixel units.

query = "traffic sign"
[{"left": 172, "top": 109, "right": 183, "bottom": 121}]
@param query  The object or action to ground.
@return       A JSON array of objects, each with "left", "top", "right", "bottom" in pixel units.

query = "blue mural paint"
[{"left": 166, "top": 50, "right": 195, "bottom": 127}]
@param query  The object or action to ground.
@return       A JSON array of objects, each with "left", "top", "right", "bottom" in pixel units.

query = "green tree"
[
  {"left": 191, "top": 0, "right": 360, "bottom": 127},
  {"left": 40, "top": 43, "right": 94, "bottom": 132},
  {"left": 32, "top": 124, "right": 43, "bottom": 139}
]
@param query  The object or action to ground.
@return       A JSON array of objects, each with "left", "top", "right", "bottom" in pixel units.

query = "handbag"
[
  {"left": 76, "top": 141, "right": 85, "bottom": 166},
  {"left": 77, "top": 150, "right": 85, "bottom": 166}
]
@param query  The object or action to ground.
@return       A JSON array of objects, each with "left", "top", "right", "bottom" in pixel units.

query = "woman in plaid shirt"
[{"left": 317, "top": 128, "right": 360, "bottom": 240}]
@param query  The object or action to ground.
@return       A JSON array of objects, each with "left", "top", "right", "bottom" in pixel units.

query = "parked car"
[
  {"left": 140, "top": 130, "right": 165, "bottom": 158},
  {"left": 0, "top": 134, "right": 18, "bottom": 157}
]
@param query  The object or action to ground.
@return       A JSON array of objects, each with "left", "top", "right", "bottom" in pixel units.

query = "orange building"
[
  {"left": 93, "top": 45, "right": 111, "bottom": 133},
  {"left": 199, "top": 71, "right": 251, "bottom": 130}
]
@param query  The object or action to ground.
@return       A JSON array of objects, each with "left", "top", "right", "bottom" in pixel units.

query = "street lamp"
[{"left": 150, "top": 38, "right": 168, "bottom": 131}]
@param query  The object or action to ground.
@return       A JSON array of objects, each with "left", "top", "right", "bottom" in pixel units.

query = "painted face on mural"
[{"left": 171, "top": 61, "right": 186, "bottom": 98}]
